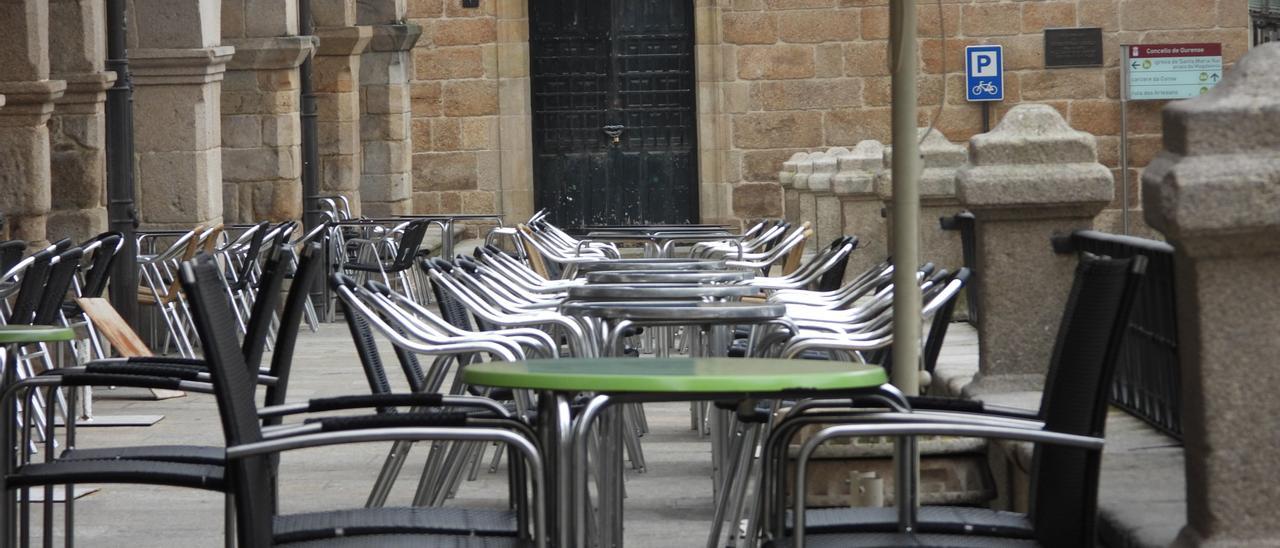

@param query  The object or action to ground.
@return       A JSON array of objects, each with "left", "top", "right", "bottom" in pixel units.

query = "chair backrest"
[
  {"left": 179, "top": 255, "right": 274, "bottom": 547},
  {"left": 35, "top": 247, "right": 84, "bottom": 325},
  {"left": 921, "top": 268, "right": 970, "bottom": 374},
  {"left": 0, "top": 240, "right": 27, "bottom": 275},
  {"left": 6, "top": 249, "right": 54, "bottom": 325},
  {"left": 233, "top": 222, "right": 269, "bottom": 289},
  {"left": 1029, "top": 253, "right": 1146, "bottom": 547},
  {"left": 779, "top": 226, "right": 813, "bottom": 275},
  {"left": 364, "top": 280, "right": 430, "bottom": 393},
  {"left": 240, "top": 246, "right": 287, "bottom": 372},
  {"left": 516, "top": 224, "right": 552, "bottom": 280},
  {"left": 390, "top": 219, "right": 431, "bottom": 269},
  {"left": 142, "top": 228, "right": 203, "bottom": 306},
  {"left": 263, "top": 242, "right": 324, "bottom": 426},
  {"left": 813, "top": 237, "right": 854, "bottom": 292},
  {"left": 333, "top": 274, "right": 397, "bottom": 410},
  {"left": 80, "top": 232, "right": 124, "bottom": 299}
]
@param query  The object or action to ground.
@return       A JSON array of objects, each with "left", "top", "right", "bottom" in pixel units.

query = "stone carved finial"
[
  {"left": 956, "top": 104, "right": 1115, "bottom": 390},
  {"left": 878, "top": 128, "right": 967, "bottom": 202},
  {"left": 780, "top": 151, "right": 809, "bottom": 188},
  {"left": 792, "top": 151, "right": 817, "bottom": 190},
  {"left": 1144, "top": 43, "right": 1280, "bottom": 249},
  {"left": 809, "top": 151, "right": 839, "bottom": 192},
  {"left": 958, "top": 104, "right": 1113, "bottom": 217},
  {"left": 833, "top": 140, "right": 885, "bottom": 196}
]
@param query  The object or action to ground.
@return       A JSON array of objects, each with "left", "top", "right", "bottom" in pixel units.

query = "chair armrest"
[
  {"left": 259, "top": 393, "right": 511, "bottom": 419},
  {"left": 81, "top": 362, "right": 277, "bottom": 387},
  {"left": 302, "top": 411, "right": 468, "bottom": 433},
  {"left": 28, "top": 370, "right": 211, "bottom": 394},
  {"left": 850, "top": 395, "right": 1041, "bottom": 422}
]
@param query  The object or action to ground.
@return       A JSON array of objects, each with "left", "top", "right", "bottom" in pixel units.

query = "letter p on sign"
[{"left": 972, "top": 51, "right": 996, "bottom": 76}]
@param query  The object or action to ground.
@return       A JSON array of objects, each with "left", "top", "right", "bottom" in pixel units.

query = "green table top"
[
  {"left": 0, "top": 325, "right": 76, "bottom": 345},
  {"left": 463, "top": 358, "right": 887, "bottom": 394}
]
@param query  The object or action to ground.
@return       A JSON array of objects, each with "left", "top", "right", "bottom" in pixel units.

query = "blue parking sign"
[{"left": 965, "top": 45, "right": 1004, "bottom": 102}]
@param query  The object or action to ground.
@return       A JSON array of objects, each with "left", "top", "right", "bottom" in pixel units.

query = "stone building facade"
[
  {"left": 401, "top": 0, "right": 1249, "bottom": 229},
  {"left": 0, "top": 0, "right": 1253, "bottom": 244}
]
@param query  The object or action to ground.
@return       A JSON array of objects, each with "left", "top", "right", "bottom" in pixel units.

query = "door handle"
[{"left": 603, "top": 125, "right": 625, "bottom": 145}]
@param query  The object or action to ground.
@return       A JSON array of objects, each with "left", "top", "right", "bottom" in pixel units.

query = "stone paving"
[{"left": 27, "top": 318, "right": 1183, "bottom": 547}]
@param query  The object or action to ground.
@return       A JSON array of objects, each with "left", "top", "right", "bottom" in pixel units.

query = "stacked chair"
[
  {"left": 0, "top": 251, "right": 547, "bottom": 547},
  {"left": 0, "top": 196, "right": 1149, "bottom": 548}
]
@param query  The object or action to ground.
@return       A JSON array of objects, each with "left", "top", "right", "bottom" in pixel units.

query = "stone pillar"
[
  {"left": 780, "top": 152, "right": 806, "bottom": 225},
  {"left": 810, "top": 147, "right": 847, "bottom": 249},
  {"left": 0, "top": 0, "right": 66, "bottom": 247},
  {"left": 878, "top": 129, "right": 967, "bottom": 271},
  {"left": 358, "top": 1, "right": 420, "bottom": 217},
  {"left": 955, "top": 104, "right": 1113, "bottom": 392},
  {"left": 47, "top": 0, "right": 114, "bottom": 241},
  {"left": 1142, "top": 44, "right": 1280, "bottom": 547},
  {"left": 221, "top": 0, "right": 317, "bottom": 223},
  {"left": 130, "top": 0, "right": 233, "bottom": 228},
  {"left": 833, "top": 140, "right": 887, "bottom": 276},
  {"left": 312, "top": 0, "right": 372, "bottom": 216}
]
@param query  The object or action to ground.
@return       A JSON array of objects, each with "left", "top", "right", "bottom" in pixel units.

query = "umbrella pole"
[{"left": 889, "top": 0, "right": 921, "bottom": 531}]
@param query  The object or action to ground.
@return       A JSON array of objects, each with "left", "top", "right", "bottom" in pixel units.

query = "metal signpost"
[
  {"left": 1120, "top": 43, "right": 1223, "bottom": 233},
  {"left": 965, "top": 44, "right": 1004, "bottom": 131}
]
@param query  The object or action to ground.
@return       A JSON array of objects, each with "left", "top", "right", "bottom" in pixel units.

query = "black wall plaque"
[{"left": 1045, "top": 27, "right": 1104, "bottom": 68}]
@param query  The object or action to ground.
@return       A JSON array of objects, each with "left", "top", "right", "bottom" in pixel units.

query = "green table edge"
[
  {"left": 0, "top": 325, "right": 76, "bottom": 345},
  {"left": 463, "top": 358, "right": 887, "bottom": 394}
]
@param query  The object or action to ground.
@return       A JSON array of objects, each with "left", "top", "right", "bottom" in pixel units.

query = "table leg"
[
  {"left": 573, "top": 395, "right": 611, "bottom": 548},
  {"left": 538, "top": 391, "right": 573, "bottom": 548}
]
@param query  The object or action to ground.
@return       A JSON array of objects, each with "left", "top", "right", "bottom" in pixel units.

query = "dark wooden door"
[{"left": 529, "top": 0, "right": 698, "bottom": 229}]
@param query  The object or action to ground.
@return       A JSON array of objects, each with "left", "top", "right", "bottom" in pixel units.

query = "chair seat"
[
  {"left": 278, "top": 534, "right": 531, "bottom": 548},
  {"left": 770, "top": 532, "right": 1040, "bottom": 548},
  {"left": 795, "top": 506, "right": 1033, "bottom": 538},
  {"left": 60, "top": 445, "right": 225, "bottom": 466},
  {"left": 7, "top": 459, "right": 224, "bottom": 491},
  {"left": 273, "top": 507, "right": 519, "bottom": 543}
]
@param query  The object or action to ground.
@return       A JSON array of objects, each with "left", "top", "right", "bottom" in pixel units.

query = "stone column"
[
  {"left": 47, "top": 0, "right": 115, "bottom": 241},
  {"left": 130, "top": 0, "right": 233, "bottom": 228},
  {"left": 312, "top": 0, "right": 371, "bottom": 216},
  {"left": 810, "top": 147, "right": 847, "bottom": 249},
  {"left": 221, "top": 0, "right": 317, "bottom": 223},
  {"left": 1143, "top": 44, "right": 1280, "bottom": 547},
  {"left": 0, "top": 0, "right": 66, "bottom": 247},
  {"left": 358, "top": 1, "right": 420, "bottom": 217},
  {"left": 779, "top": 152, "right": 806, "bottom": 225},
  {"left": 956, "top": 104, "right": 1113, "bottom": 392},
  {"left": 878, "top": 129, "right": 967, "bottom": 271},
  {"left": 833, "top": 140, "right": 886, "bottom": 275}
]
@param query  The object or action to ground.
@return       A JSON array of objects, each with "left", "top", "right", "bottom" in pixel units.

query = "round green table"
[
  {"left": 0, "top": 326, "right": 76, "bottom": 346},
  {"left": 463, "top": 357, "right": 890, "bottom": 548}
]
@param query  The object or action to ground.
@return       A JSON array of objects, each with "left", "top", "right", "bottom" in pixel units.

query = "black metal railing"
[{"left": 1053, "top": 230, "right": 1182, "bottom": 440}]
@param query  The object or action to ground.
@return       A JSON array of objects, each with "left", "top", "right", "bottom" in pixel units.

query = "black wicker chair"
[
  {"left": 767, "top": 252, "right": 1147, "bottom": 548},
  {"left": 0, "top": 253, "right": 545, "bottom": 547}
]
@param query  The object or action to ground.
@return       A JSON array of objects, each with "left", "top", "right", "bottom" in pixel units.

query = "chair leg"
[
  {"left": 707, "top": 421, "right": 749, "bottom": 548},
  {"left": 725, "top": 425, "right": 762, "bottom": 548},
  {"left": 365, "top": 440, "right": 414, "bottom": 508},
  {"left": 224, "top": 493, "right": 236, "bottom": 548}
]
